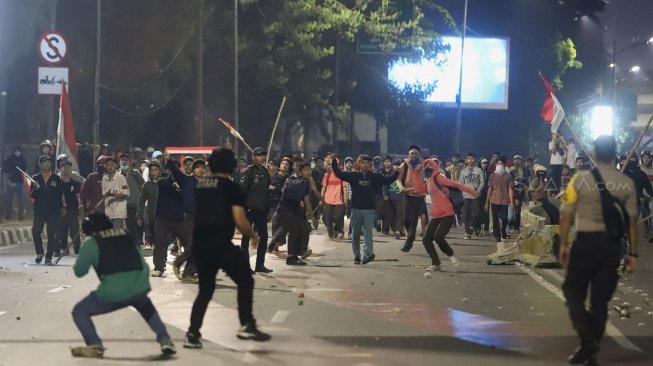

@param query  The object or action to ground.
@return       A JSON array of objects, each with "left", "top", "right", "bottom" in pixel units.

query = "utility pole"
[
  {"left": 333, "top": 36, "right": 340, "bottom": 150},
  {"left": 454, "top": 0, "right": 468, "bottom": 154},
  {"left": 195, "top": 0, "right": 204, "bottom": 145},
  {"left": 233, "top": 0, "right": 239, "bottom": 156},
  {"left": 92, "top": 0, "right": 101, "bottom": 164},
  {"left": 0, "top": 0, "right": 8, "bottom": 220}
]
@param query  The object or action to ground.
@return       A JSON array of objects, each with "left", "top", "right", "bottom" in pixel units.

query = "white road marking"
[
  {"left": 46, "top": 285, "right": 70, "bottom": 293},
  {"left": 0, "top": 311, "right": 6, "bottom": 316},
  {"left": 517, "top": 264, "right": 642, "bottom": 353},
  {"left": 270, "top": 310, "right": 290, "bottom": 324}
]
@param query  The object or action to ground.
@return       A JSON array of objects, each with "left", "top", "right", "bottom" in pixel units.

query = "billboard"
[{"left": 388, "top": 36, "right": 510, "bottom": 110}]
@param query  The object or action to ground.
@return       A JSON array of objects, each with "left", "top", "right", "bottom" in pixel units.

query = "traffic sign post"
[
  {"left": 37, "top": 67, "right": 68, "bottom": 95},
  {"left": 38, "top": 31, "right": 68, "bottom": 65}
]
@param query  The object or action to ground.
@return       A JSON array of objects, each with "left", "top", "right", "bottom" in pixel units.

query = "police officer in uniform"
[
  {"left": 559, "top": 135, "right": 638, "bottom": 365},
  {"left": 239, "top": 147, "right": 273, "bottom": 273},
  {"left": 184, "top": 148, "right": 270, "bottom": 349}
]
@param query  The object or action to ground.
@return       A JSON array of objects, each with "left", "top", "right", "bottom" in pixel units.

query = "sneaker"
[
  {"left": 181, "top": 275, "right": 199, "bottom": 284},
  {"left": 464, "top": 234, "right": 472, "bottom": 240},
  {"left": 267, "top": 242, "right": 280, "bottom": 254},
  {"left": 301, "top": 248, "right": 313, "bottom": 259},
  {"left": 568, "top": 341, "right": 600, "bottom": 364},
  {"left": 337, "top": 233, "right": 344, "bottom": 240},
  {"left": 255, "top": 266, "right": 273, "bottom": 273},
  {"left": 362, "top": 254, "right": 375, "bottom": 264},
  {"left": 400, "top": 242, "right": 412, "bottom": 253},
  {"left": 35, "top": 254, "right": 44, "bottom": 264},
  {"left": 45, "top": 258, "right": 53, "bottom": 266},
  {"left": 183, "top": 332, "right": 202, "bottom": 349},
  {"left": 150, "top": 270, "right": 163, "bottom": 277},
  {"left": 474, "top": 230, "right": 480, "bottom": 237},
  {"left": 160, "top": 339, "right": 177, "bottom": 355},
  {"left": 394, "top": 231, "right": 401, "bottom": 240},
  {"left": 53, "top": 251, "right": 63, "bottom": 258},
  {"left": 354, "top": 257, "right": 361, "bottom": 265},
  {"left": 450, "top": 256, "right": 460, "bottom": 267},
  {"left": 172, "top": 263, "right": 181, "bottom": 279},
  {"left": 286, "top": 257, "right": 307, "bottom": 266},
  {"left": 71, "top": 345, "right": 105, "bottom": 358},
  {"left": 237, "top": 322, "right": 271, "bottom": 342},
  {"left": 425, "top": 264, "right": 441, "bottom": 272}
]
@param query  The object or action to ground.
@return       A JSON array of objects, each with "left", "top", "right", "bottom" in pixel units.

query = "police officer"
[
  {"left": 184, "top": 148, "right": 270, "bottom": 349},
  {"left": 559, "top": 135, "right": 638, "bottom": 365},
  {"left": 70, "top": 212, "right": 176, "bottom": 358},
  {"left": 240, "top": 147, "right": 273, "bottom": 273}
]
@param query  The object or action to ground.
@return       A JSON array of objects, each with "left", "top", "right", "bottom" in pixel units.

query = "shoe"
[
  {"left": 160, "top": 339, "right": 177, "bottom": 355},
  {"left": 337, "top": 233, "right": 344, "bottom": 240},
  {"left": 255, "top": 266, "right": 273, "bottom": 273},
  {"left": 53, "top": 251, "right": 63, "bottom": 258},
  {"left": 170, "top": 251, "right": 179, "bottom": 258},
  {"left": 474, "top": 230, "right": 480, "bottom": 237},
  {"left": 362, "top": 254, "right": 375, "bottom": 264},
  {"left": 450, "top": 256, "right": 460, "bottom": 267},
  {"left": 425, "top": 264, "right": 441, "bottom": 271},
  {"left": 394, "top": 231, "right": 401, "bottom": 240},
  {"left": 150, "top": 270, "right": 163, "bottom": 277},
  {"left": 45, "top": 258, "right": 53, "bottom": 266},
  {"left": 400, "top": 242, "right": 412, "bottom": 253},
  {"left": 568, "top": 341, "right": 600, "bottom": 364},
  {"left": 71, "top": 345, "right": 105, "bottom": 358},
  {"left": 172, "top": 263, "right": 181, "bottom": 279},
  {"left": 183, "top": 332, "right": 202, "bottom": 349},
  {"left": 267, "top": 242, "right": 280, "bottom": 254},
  {"left": 464, "top": 234, "right": 472, "bottom": 240},
  {"left": 181, "top": 275, "right": 199, "bottom": 284},
  {"left": 301, "top": 248, "right": 313, "bottom": 259},
  {"left": 237, "top": 322, "right": 271, "bottom": 342},
  {"left": 354, "top": 257, "right": 361, "bottom": 265},
  {"left": 35, "top": 254, "right": 44, "bottom": 264},
  {"left": 286, "top": 257, "right": 307, "bottom": 266}
]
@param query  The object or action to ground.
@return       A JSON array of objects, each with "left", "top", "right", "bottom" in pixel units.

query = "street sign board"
[
  {"left": 38, "top": 67, "right": 69, "bottom": 95},
  {"left": 357, "top": 0, "right": 415, "bottom": 54},
  {"left": 38, "top": 31, "right": 68, "bottom": 65}
]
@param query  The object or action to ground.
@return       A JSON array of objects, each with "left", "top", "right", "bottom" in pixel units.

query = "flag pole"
[
  {"left": 15, "top": 166, "right": 35, "bottom": 184},
  {"left": 562, "top": 117, "right": 596, "bottom": 166},
  {"left": 266, "top": 96, "right": 287, "bottom": 165},
  {"left": 620, "top": 112, "right": 653, "bottom": 173},
  {"left": 218, "top": 118, "right": 254, "bottom": 152}
]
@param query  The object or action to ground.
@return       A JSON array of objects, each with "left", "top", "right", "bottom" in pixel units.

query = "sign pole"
[{"left": 92, "top": 0, "right": 101, "bottom": 165}]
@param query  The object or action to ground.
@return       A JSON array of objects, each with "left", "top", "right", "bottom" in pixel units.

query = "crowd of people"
[{"left": 0, "top": 132, "right": 646, "bottom": 363}]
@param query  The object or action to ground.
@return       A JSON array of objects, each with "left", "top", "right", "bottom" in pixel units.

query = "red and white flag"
[
  {"left": 219, "top": 118, "right": 244, "bottom": 140},
  {"left": 56, "top": 82, "right": 79, "bottom": 171},
  {"left": 539, "top": 72, "right": 565, "bottom": 133}
]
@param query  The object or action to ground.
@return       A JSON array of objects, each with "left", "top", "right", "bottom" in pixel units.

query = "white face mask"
[
  {"left": 495, "top": 164, "right": 507, "bottom": 174},
  {"left": 310, "top": 162, "right": 316, "bottom": 169},
  {"left": 14, "top": 151, "right": 21, "bottom": 157}
]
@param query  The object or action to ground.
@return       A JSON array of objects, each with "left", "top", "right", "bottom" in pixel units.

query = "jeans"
[
  {"left": 403, "top": 196, "right": 424, "bottom": 245},
  {"left": 33, "top": 213, "right": 60, "bottom": 259},
  {"left": 491, "top": 204, "right": 509, "bottom": 241},
  {"left": 462, "top": 198, "right": 480, "bottom": 235},
  {"left": 153, "top": 217, "right": 190, "bottom": 272},
  {"left": 562, "top": 233, "right": 621, "bottom": 345},
  {"left": 241, "top": 208, "right": 269, "bottom": 268},
  {"left": 4, "top": 182, "right": 24, "bottom": 219},
  {"left": 189, "top": 244, "right": 254, "bottom": 335},
  {"left": 58, "top": 209, "right": 81, "bottom": 253},
  {"left": 72, "top": 292, "right": 170, "bottom": 347},
  {"left": 322, "top": 204, "right": 345, "bottom": 238},
  {"left": 422, "top": 216, "right": 455, "bottom": 265},
  {"left": 350, "top": 208, "right": 376, "bottom": 259}
]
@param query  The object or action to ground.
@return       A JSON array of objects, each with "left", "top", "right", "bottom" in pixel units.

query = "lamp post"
[{"left": 454, "top": 0, "right": 469, "bottom": 155}]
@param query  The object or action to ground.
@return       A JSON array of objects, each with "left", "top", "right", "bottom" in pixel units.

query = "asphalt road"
[{"left": 0, "top": 223, "right": 651, "bottom": 366}]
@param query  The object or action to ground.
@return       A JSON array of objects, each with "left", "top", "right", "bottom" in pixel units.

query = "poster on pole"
[{"left": 38, "top": 67, "right": 69, "bottom": 95}]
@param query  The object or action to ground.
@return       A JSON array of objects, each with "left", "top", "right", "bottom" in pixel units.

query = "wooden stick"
[
  {"left": 638, "top": 212, "right": 653, "bottom": 225},
  {"left": 563, "top": 117, "right": 597, "bottom": 166},
  {"left": 267, "top": 97, "right": 287, "bottom": 164},
  {"left": 620, "top": 113, "right": 653, "bottom": 173}
]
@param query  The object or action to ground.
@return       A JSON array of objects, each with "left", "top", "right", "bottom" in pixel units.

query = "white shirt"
[
  {"left": 549, "top": 141, "right": 565, "bottom": 165},
  {"left": 102, "top": 172, "right": 130, "bottom": 219},
  {"left": 566, "top": 143, "right": 577, "bottom": 168}
]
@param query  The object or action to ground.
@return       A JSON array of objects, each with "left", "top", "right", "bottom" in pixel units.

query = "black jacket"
[
  {"left": 625, "top": 166, "right": 653, "bottom": 200},
  {"left": 331, "top": 160, "right": 398, "bottom": 210},
  {"left": 3, "top": 153, "right": 27, "bottom": 184},
  {"left": 239, "top": 164, "right": 271, "bottom": 212},
  {"left": 31, "top": 173, "right": 64, "bottom": 216}
]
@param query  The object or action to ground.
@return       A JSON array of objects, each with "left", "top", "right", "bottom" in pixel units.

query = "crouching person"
[{"left": 70, "top": 212, "right": 176, "bottom": 358}]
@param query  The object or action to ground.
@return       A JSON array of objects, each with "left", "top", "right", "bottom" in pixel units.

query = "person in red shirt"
[
  {"left": 422, "top": 159, "right": 480, "bottom": 271},
  {"left": 485, "top": 159, "right": 514, "bottom": 246},
  {"left": 320, "top": 153, "right": 346, "bottom": 239}
]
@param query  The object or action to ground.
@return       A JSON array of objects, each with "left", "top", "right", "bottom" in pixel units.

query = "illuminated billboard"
[{"left": 388, "top": 36, "right": 510, "bottom": 110}]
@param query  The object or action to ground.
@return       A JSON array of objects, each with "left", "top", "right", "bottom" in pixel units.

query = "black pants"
[
  {"left": 422, "top": 216, "right": 455, "bottom": 265},
  {"left": 171, "top": 214, "right": 196, "bottom": 277},
  {"left": 512, "top": 200, "right": 522, "bottom": 230},
  {"left": 33, "top": 213, "right": 60, "bottom": 259},
  {"left": 462, "top": 198, "right": 480, "bottom": 235},
  {"left": 153, "top": 216, "right": 191, "bottom": 272},
  {"left": 550, "top": 164, "right": 563, "bottom": 193},
  {"left": 58, "top": 209, "right": 81, "bottom": 253},
  {"left": 278, "top": 204, "right": 309, "bottom": 257},
  {"left": 126, "top": 205, "right": 142, "bottom": 245},
  {"left": 562, "top": 233, "right": 621, "bottom": 346},
  {"left": 4, "top": 182, "right": 24, "bottom": 219},
  {"left": 478, "top": 194, "right": 489, "bottom": 231},
  {"left": 388, "top": 199, "right": 404, "bottom": 234},
  {"left": 241, "top": 209, "right": 269, "bottom": 269},
  {"left": 491, "top": 204, "right": 509, "bottom": 241},
  {"left": 403, "top": 195, "right": 424, "bottom": 245},
  {"left": 322, "top": 204, "right": 345, "bottom": 238},
  {"left": 189, "top": 243, "right": 254, "bottom": 336},
  {"left": 270, "top": 210, "right": 287, "bottom": 246}
]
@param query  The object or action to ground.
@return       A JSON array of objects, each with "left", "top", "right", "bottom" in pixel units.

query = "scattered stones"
[
  {"left": 638, "top": 323, "right": 646, "bottom": 327},
  {"left": 16, "top": 316, "right": 20, "bottom": 320},
  {"left": 462, "top": 298, "right": 468, "bottom": 303},
  {"left": 423, "top": 272, "right": 431, "bottom": 279}
]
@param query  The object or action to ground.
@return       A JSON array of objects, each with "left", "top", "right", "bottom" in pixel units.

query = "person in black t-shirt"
[
  {"left": 58, "top": 160, "right": 82, "bottom": 255},
  {"left": 184, "top": 148, "right": 270, "bottom": 349}
]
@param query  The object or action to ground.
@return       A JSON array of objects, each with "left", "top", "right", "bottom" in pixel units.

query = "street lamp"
[
  {"left": 611, "top": 36, "right": 653, "bottom": 110},
  {"left": 630, "top": 65, "right": 641, "bottom": 73}
]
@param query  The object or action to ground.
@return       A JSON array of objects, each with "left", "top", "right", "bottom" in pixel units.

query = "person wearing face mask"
[
  {"left": 80, "top": 156, "right": 109, "bottom": 214},
  {"left": 119, "top": 154, "right": 145, "bottom": 246},
  {"left": 485, "top": 158, "right": 514, "bottom": 248},
  {"left": 458, "top": 153, "right": 484, "bottom": 239},
  {"left": 3, "top": 146, "right": 28, "bottom": 220}
]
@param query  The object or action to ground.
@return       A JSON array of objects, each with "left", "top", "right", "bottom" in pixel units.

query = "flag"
[
  {"left": 539, "top": 72, "right": 565, "bottom": 133},
  {"left": 56, "top": 82, "right": 79, "bottom": 171},
  {"left": 219, "top": 118, "right": 244, "bottom": 140}
]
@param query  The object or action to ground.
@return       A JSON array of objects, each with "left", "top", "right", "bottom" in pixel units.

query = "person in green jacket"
[{"left": 70, "top": 212, "right": 176, "bottom": 358}]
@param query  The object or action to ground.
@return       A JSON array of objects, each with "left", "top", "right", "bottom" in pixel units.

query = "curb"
[{"left": 0, "top": 227, "right": 35, "bottom": 246}]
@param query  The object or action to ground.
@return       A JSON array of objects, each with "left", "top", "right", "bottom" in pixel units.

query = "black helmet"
[
  {"left": 82, "top": 212, "right": 113, "bottom": 235},
  {"left": 641, "top": 150, "right": 652, "bottom": 158},
  {"left": 40, "top": 139, "right": 53, "bottom": 148}
]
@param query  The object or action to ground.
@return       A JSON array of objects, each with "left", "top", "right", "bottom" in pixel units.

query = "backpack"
[
  {"left": 281, "top": 176, "right": 308, "bottom": 203},
  {"left": 590, "top": 169, "right": 629, "bottom": 240},
  {"left": 433, "top": 174, "right": 464, "bottom": 210}
]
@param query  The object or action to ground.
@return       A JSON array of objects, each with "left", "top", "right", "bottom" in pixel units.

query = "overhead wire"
[{"left": 81, "top": 0, "right": 195, "bottom": 29}]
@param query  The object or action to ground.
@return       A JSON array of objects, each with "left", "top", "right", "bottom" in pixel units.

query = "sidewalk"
[{"left": 0, "top": 219, "right": 35, "bottom": 247}]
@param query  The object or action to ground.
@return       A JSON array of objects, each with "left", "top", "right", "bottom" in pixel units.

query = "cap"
[
  {"left": 373, "top": 156, "right": 382, "bottom": 161},
  {"left": 96, "top": 155, "right": 109, "bottom": 164},
  {"left": 480, "top": 158, "right": 489, "bottom": 163},
  {"left": 104, "top": 156, "right": 117, "bottom": 163},
  {"left": 513, "top": 155, "right": 523, "bottom": 160},
  {"left": 191, "top": 159, "right": 206, "bottom": 169},
  {"left": 39, "top": 155, "right": 52, "bottom": 163},
  {"left": 252, "top": 147, "right": 267, "bottom": 156},
  {"left": 357, "top": 154, "right": 372, "bottom": 162},
  {"left": 344, "top": 157, "right": 354, "bottom": 163},
  {"left": 183, "top": 156, "right": 195, "bottom": 164},
  {"left": 59, "top": 159, "right": 73, "bottom": 167},
  {"left": 152, "top": 151, "right": 163, "bottom": 158},
  {"left": 119, "top": 153, "right": 130, "bottom": 160},
  {"left": 148, "top": 161, "right": 163, "bottom": 170}
]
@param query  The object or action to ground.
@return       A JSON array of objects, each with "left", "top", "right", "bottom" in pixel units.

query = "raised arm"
[
  {"left": 436, "top": 174, "right": 479, "bottom": 196},
  {"left": 331, "top": 158, "right": 354, "bottom": 183}
]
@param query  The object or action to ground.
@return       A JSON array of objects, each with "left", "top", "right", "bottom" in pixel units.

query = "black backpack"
[{"left": 590, "top": 169, "right": 629, "bottom": 240}]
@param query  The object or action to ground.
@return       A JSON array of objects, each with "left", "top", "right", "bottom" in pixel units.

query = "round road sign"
[{"left": 38, "top": 31, "right": 68, "bottom": 65}]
